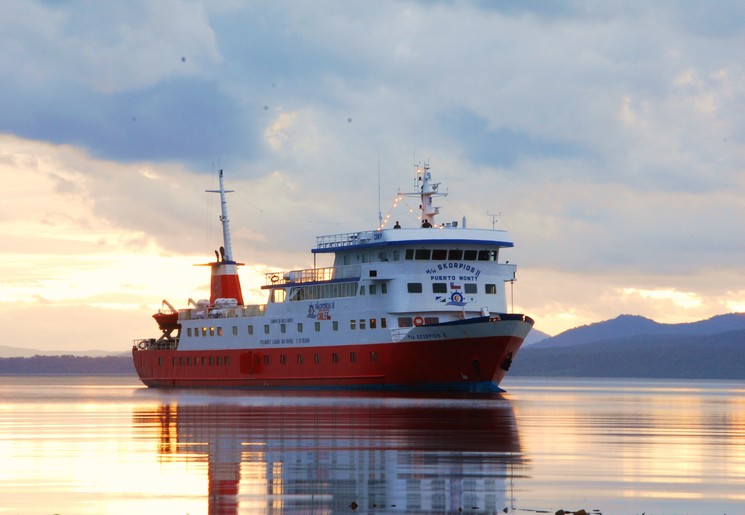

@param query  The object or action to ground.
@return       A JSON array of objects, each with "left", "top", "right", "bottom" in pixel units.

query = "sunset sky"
[{"left": 1, "top": 1, "right": 744, "bottom": 353}]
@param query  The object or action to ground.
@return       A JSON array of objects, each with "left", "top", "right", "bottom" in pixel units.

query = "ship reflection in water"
[{"left": 134, "top": 392, "right": 522, "bottom": 514}]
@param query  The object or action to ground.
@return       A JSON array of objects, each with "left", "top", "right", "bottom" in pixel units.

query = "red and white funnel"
[{"left": 205, "top": 170, "right": 244, "bottom": 305}]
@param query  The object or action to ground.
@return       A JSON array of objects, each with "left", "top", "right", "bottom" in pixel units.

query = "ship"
[{"left": 132, "top": 164, "right": 534, "bottom": 391}]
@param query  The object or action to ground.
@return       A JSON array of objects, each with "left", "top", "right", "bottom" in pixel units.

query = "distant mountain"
[
  {"left": 531, "top": 313, "right": 745, "bottom": 349},
  {"left": 511, "top": 313, "right": 745, "bottom": 379},
  {"left": 0, "top": 355, "right": 135, "bottom": 375},
  {"left": 523, "top": 328, "right": 550, "bottom": 346},
  {"left": 510, "top": 329, "right": 745, "bottom": 379}
]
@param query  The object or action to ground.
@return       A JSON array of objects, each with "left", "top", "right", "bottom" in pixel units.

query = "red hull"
[{"left": 132, "top": 334, "right": 525, "bottom": 392}]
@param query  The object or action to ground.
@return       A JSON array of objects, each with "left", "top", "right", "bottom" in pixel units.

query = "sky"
[{"left": 1, "top": 0, "right": 744, "bottom": 353}]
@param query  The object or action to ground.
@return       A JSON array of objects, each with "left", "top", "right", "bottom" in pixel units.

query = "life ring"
[
  {"left": 137, "top": 340, "right": 147, "bottom": 350},
  {"left": 413, "top": 316, "right": 424, "bottom": 326},
  {"left": 270, "top": 274, "right": 279, "bottom": 283},
  {"left": 228, "top": 308, "right": 236, "bottom": 317}
]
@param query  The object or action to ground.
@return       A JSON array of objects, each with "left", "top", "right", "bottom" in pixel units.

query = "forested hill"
[
  {"left": 0, "top": 355, "right": 135, "bottom": 375},
  {"left": 514, "top": 313, "right": 745, "bottom": 378}
]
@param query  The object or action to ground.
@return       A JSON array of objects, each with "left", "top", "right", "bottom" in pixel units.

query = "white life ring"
[{"left": 413, "top": 316, "right": 424, "bottom": 326}]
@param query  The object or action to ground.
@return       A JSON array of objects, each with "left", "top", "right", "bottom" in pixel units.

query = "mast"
[
  {"left": 206, "top": 169, "right": 235, "bottom": 262},
  {"left": 203, "top": 170, "right": 244, "bottom": 305},
  {"left": 403, "top": 162, "right": 447, "bottom": 226}
]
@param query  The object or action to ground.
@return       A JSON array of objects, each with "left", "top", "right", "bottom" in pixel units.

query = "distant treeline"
[{"left": 0, "top": 355, "right": 135, "bottom": 375}]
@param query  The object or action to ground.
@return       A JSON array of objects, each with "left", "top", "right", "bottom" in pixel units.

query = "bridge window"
[
  {"left": 415, "top": 249, "right": 430, "bottom": 260},
  {"left": 432, "top": 249, "right": 447, "bottom": 260},
  {"left": 448, "top": 249, "right": 463, "bottom": 260},
  {"left": 485, "top": 284, "right": 497, "bottom": 294},
  {"left": 432, "top": 283, "right": 447, "bottom": 293},
  {"left": 465, "top": 283, "right": 477, "bottom": 294},
  {"left": 405, "top": 249, "right": 414, "bottom": 260},
  {"left": 463, "top": 250, "right": 477, "bottom": 260}
]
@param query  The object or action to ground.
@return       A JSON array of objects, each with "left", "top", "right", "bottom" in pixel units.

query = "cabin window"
[
  {"left": 187, "top": 357, "right": 192, "bottom": 366},
  {"left": 209, "top": 327, "right": 215, "bottom": 337},
  {"left": 202, "top": 327, "right": 207, "bottom": 336},
  {"left": 264, "top": 355, "right": 270, "bottom": 365},
  {"left": 201, "top": 357, "right": 207, "bottom": 366},
  {"left": 332, "top": 353, "right": 339, "bottom": 363},
  {"left": 232, "top": 326, "right": 238, "bottom": 336},
  {"left": 407, "top": 283, "right": 423, "bottom": 293},
  {"left": 464, "top": 250, "right": 477, "bottom": 260},
  {"left": 158, "top": 357, "right": 164, "bottom": 366},
  {"left": 448, "top": 249, "right": 463, "bottom": 260},
  {"left": 425, "top": 316, "right": 440, "bottom": 325},
  {"left": 415, "top": 249, "right": 430, "bottom": 260},
  {"left": 280, "top": 354, "right": 286, "bottom": 365},
  {"left": 360, "top": 285, "right": 365, "bottom": 295},
  {"left": 369, "top": 284, "right": 377, "bottom": 295},
  {"left": 370, "top": 269, "right": 378, "bottom": 277},
  {"left": 381, "top": 318, "right": 387, "bottom": 329},
  {"left": 350, "top": 352, "right": 356, "bottom": 363},
  {"left": 224, "top": 356, "right": 230, "bottom": 366},
  {"left": 314, "top": 353, "right": 321, "bottom": 364},
  {"left": 315, "top": 321, "right": 321, "bottom": 332},
  {"left": 280, "top": 323, "right": 286, "bottom": 334},
  {"left": 479, "top": 250, "right": 497, "bottom": 261},
  {"left": 297, "top": 354, "right": 303, "bottom": 365},
  {"left": 359, "top": 319, "right": 366, "bottom": 330},
  {"left": 432, "top": 283, "right": 447, "bottom": 294},
  {"left": 187, "top": 328, "right": 191, "bottom": 337},
  {"left": 370, "top": 351, "right": 378, "bottom": 362},
  {"left": 217, "top": 357, "right": 222, "bottom": 366},
  {"left": 465, "top": 283, "right": 477, "bottom": 294},
  {"left": 432, "top": 249, "right": 447, "bottom": 260},
  {"left": 209, "top": 357, "right": 215, "bottom": 366},
  {"left": 350, "top": 319, "right": 356, "bottom": 330},
  {"left": 180, "top": 357, "right": 185, "bottom": 366},
  {"left": 297, "top": 323, "right": 303, "bottom": 333},
  {"left": 264, "top": 324, "right": 270, "bottom": 334},
  {"left": 398, "top": 317, "right": 413, "bottom": 328},
  {"left": 381, "top": 283, "right": 388, "bottom": 294},
  {"left": 333, "top": 321, "right": 339, "bottom": 331},
  {"left": 485, "top": 284, "right": 497, "bottom": 294},
  {"left": 370, "top": 318, "right": 377, "bottom": 329},
  {"left": 248, "top": 325, "right": 254, "bottom": 335},
  {"left": 393, "top": 250, "right": 400, "bottom": 261},
  {"left": 217, "top": 327, "right": 223, "bottom": 336},
  {"left": 405, "top": 249, "right": 414, "bottom": 260}
]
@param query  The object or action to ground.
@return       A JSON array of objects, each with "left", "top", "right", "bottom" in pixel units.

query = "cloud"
[{"left": 1, "top": 1, "right": 744, "bottom": 349}]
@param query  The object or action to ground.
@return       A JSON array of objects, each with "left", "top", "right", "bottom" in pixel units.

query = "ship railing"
[
  {"left": 264, "top": 265, "right": 361, "bottom": 288},
  {"left": 315, "top": 231, "right": 379, "bottom": 249},
  {"left": 178, "top": 303, "right": 267, "bottom": 320},
  {"left": 133, "top": 338, "right": 179, "bottom": 351}
]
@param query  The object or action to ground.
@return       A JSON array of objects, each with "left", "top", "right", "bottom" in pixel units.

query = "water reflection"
[{"left": 133, "top": 392, "right": 522, "bottom": 514}]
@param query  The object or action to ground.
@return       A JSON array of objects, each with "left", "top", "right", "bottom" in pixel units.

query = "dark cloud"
[{"left": 439, "top": 107, "right": 583, "bottom": 167}]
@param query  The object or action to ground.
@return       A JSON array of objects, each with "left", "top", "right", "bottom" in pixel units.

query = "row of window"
[
  {"left": 341, "top": 248, "right": 500, "bottom": 264},
  {"left": 407, "top": 282, "right": 498, "bottom": 294},
  {"left": 186, "top": 317, "right": 391, "bottom": 338},
  {"left": 160, "top": 355, "right": 231, "bottom": 367},
  {"left": 184, "top": 314, "right": 447, "bottom": 339},
  {"left": 405, "top": 249, "right": 498, "bottom": 262},
  {"left": 163, "top": 351, "right": 378, "bottom": 368}
]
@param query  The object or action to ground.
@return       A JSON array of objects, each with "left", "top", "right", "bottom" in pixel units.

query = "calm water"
[{"left": 1, "top": 376, "right": 744, "bottom": 515}]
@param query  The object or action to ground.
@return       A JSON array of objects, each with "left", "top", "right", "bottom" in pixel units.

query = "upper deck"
[{"left": 313, "top": 227, "right": 514, "bottom": 254}]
